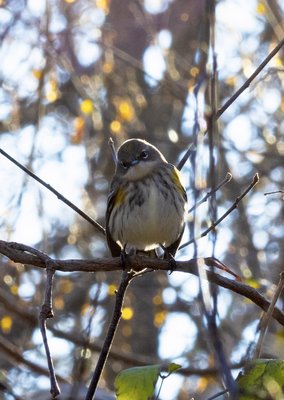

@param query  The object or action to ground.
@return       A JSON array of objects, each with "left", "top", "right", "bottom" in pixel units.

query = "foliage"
[
  {"left": 115, "top": 363, "right": 181, "bottom": 400},
  {"left": 237, "top": 359, "right": 284, "bottom": 400}
]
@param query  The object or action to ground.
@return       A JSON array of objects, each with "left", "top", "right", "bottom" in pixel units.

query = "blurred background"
[{"left": 0, "top": 0, "right": 284, "bottom": 399}]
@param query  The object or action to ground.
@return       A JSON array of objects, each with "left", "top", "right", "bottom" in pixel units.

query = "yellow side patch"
[
  {"left": 114, "top": 187, "right": 126, "bottom": 206},
  {"left": 171, "top": 168, "right": 186, "bottom": 198}
]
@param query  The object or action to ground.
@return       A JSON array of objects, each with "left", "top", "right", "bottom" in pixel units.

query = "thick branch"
[{"left": 0, "top": 240, "right": 284, "bottom": 326}]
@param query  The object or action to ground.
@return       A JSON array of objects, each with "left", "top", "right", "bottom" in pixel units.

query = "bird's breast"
[{"left": 110, "top": 175, "right": 186, "bottom": 251}]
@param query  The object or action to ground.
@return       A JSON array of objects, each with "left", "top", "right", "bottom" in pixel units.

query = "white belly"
[{"left": 114, "top": 185, "right": 185, "bottom": 251}]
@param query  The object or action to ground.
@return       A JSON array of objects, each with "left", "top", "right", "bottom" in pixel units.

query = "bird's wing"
[
  {"left": 105, "top": 185, "right": 123, "bottom": 257},
  {"left": 164, "top": 164, "right": 187, "bottom": 257}
]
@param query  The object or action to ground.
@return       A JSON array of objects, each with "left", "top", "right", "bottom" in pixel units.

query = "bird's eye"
[
  {"left": 140, "top": 150, "right": 148, "bottom": 159},
  {"left": 120, "top": 161, "right": 128, "bottom": 169}
]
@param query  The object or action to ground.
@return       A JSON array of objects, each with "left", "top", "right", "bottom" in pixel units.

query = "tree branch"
[
  {"left": 180, "top": 173, "right": 259, "bottom": 249},
  {"left": 1, "top": 240, "right": 284, "bottom": 326},
  {"left": 86, "top": 269, "right": 138, "bottom": 400},
  {"left": 187, "top": 172, "right": 232, "bottom": 214},
  {"left": 215, "top": 37, "right": 284, "bottom": 120},
  {"left": 0, "top": 147, "right": 105, "bottom": 236}
]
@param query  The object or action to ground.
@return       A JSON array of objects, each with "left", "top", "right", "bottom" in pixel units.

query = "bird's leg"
[
  {"left": 120, "top": 244, "right": 128, "bottom": 270},
  {"left": 160, "top": 244, "right": 176, "bottom": 274}
]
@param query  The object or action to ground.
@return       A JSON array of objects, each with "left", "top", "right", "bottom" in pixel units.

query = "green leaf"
[
  {"left": 167, "top": 362, "right": 182, "bottom": 374},
  {"left": 237, "top": 359, "right": 284, "bottom": 400},
  {"left": 115, "top": 363, "right": 182, "bottom": 400},
  {"left": 115, "top": 364, "right": 161, "bottom": 400}
]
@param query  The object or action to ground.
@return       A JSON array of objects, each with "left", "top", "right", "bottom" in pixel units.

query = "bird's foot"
[
  {"left": 161, "top": 245, "right": 176, "bottom": 274},
  {"left": 120, "top": 247, "right": 128, "bottom": 270}
]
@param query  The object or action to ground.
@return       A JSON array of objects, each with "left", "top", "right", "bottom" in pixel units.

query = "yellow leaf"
[
  {"left": 226, "top": 76, "right": 237, "bottom": 87},
  {"left": 197, "top": 376, "right": 209, "bottom": 392},
  {"left": 10, "top": 284, "right": 18, "bottom": 295},
  {"left": 154, "top": 311, "right": 167, "bottom": 327},
  {"left": 46, "top": 78, "right": 60, "bottom": 103},
  {"left": 110, "top": 120, "right": 122, "bottom": 134},
  {"left": 118, "top": 100, "right": 134, "bottom": 122},
  {"left": 103, "top": 62, "right": 114, "bottom": 74},
  {"left": 71, "top": 116, "right": 85, "bottom": 144},
  {"left": 81, "top": 99, "right": 93, "bottom": 115},
  {"left": 54, "top": 296, "right": 64, "bottom": 310},
  {"left": 59, "top": 279, "right": 74, "bottom": 294},
  {"left": 121, "top": 307, "right": 134, "bottom": 320},
  {"left": 32, "top": 69, "right": 43, "bottom": 80},
  {"left": 97, "top": 0, "right": 110, "bottom": 13},
  {"left": 108, "top": 283, "right": 117, "bottom": 295},
  {"left": 152, "top": 294, "right": 162, "bottom": 305},
  {"left": 190, "top": 66, "right": 199, "bottom": 78},
  {"left": 81, "top": 303, "right": 90, "bottom": 315},
  {"left": 1, "top": 316, "right": 12, "bottom": 334},
  {"left": 256, "top": 2, "right": 266, "bottom": 15},
  {"left": 245, "top": 278, "right": 261, "bottom": 289}
]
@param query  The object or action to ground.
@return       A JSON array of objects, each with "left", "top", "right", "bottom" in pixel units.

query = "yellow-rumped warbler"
[{"left": 106, "top": 138, "right": 188, "bottom": 259}]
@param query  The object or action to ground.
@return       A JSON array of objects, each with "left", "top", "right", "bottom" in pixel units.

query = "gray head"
[{"left": 115, "top": 138, "right": 167, "bottom": 180}]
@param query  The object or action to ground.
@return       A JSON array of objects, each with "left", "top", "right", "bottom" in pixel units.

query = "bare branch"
[
  {"left": 264, "top": 190, "right": 284, "bottom": 196},
  {"left": 108, "top": 137, "right": 118, "bottom": 165},
  {"left": 181, "top": 173, "right": 259, "bottom": 249},
  {"left": 0, "top": 147, "right": 105, "bottom": 236},
  {"left": 254, "top": 272, "right": 284, "bottom": 359},
  {"left": 179, "top": 38, "right": 284, "bottom": 171},
  {"left": 86, "top": 269, "right": 138, "bottom": 400},
  {"left": 188, "top": 172, "right": 232, "bottom": 214},
  {"left": 1, "top": 240, "right": 284, "bottom": 326},
  {"left": 39, "top": 261, "right": 60, "bottom": 398},
  {"left": 215, "top": 38, "right": 284, "bottom": 119}
]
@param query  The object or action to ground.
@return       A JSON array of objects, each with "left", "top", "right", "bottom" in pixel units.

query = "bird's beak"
[{"left": 129, "top": 159, "right": 139, "bottom": 167}]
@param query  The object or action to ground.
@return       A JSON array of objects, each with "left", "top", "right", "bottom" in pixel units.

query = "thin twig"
[
  {"left": 39, "top": 260, "right": 60, "bottom": 398},
  {"left": 204, "top": 3, "right": 238, "bottom": 398},
  {"left": 0, "top": 147, "right": 105, "bottom": 235},
  {"left": 180, "top": 173, "right": 259, "bottom": 249},
  {"left": 207, "top": 389, "right": 229, "bottom": 400},
  {"left": 215, "top": 37, "right": 284, "bottom": 119},
  {"left": 179, "top": 38, "right": 284, "bottom": 171},
  {"left": 108, "top": 137, "right": 118, "bottom": 165},
  {"left": 85, "top": 269, "right": 141, "bottom": 400},
  {"left": 177, "top": 142, "right": 194, "bottom": 171},
  {"left": 188, "top": 172, "right": 232, "bottom": 214},
  {"left": 254, "top": 272, "right": 284, "bottom": 359},
  {"left": 264, "top": 190, "right": 284, "bottom": 195}
]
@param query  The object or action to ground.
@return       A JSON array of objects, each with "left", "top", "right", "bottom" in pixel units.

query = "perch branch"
[{"left": 1, "top": 240, "right": 284, "bottom": 326}]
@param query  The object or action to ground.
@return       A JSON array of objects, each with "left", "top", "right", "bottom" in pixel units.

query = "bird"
[{"left": 105, "top": 138, "right": 188, "bottom": 261}]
